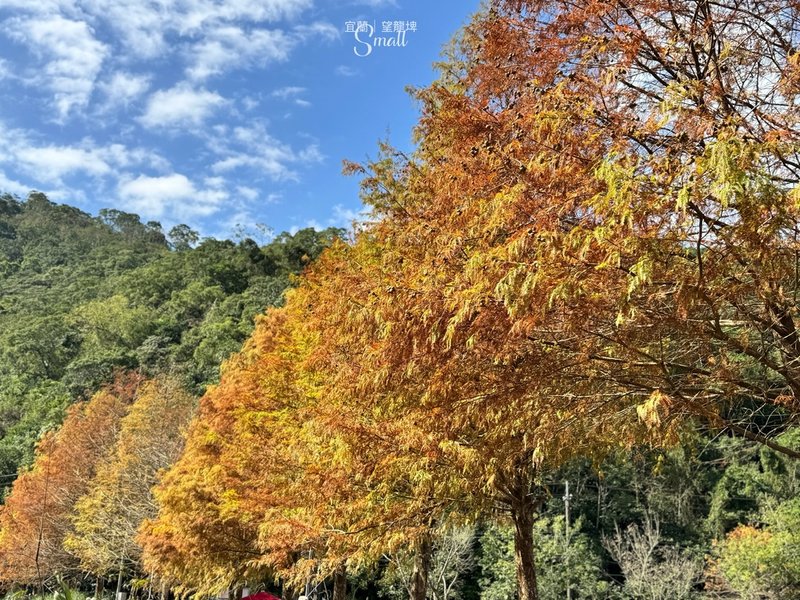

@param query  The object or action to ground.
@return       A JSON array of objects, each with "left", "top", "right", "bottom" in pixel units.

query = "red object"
[{"left": 242, "top": 593, "right": 281, "bottom": 600}]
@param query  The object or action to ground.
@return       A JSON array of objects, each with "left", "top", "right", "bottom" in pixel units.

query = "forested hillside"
[{"left": 0, "top": 191, "right": 341, "bottom": 480}]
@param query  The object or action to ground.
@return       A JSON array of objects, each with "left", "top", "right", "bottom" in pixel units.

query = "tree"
[
  {"left": 323, "top": 1, "right": 800, "bottom": 592},
  {"left": 379, "top": 525, "right": 477, "bottom": 600},
  {"left": 604, "top": 516, "right": 702, "bottom": 599},
  {"left": 713, "top": 492, "right": 800, "bottom": 598},
  {"left": 0, "top": 373, "right": 140, "bottom": 588},
  {"left": 67, "top": 377, "right": 196, "bottom": 581},
  {"left": 479, "top": 519, "right": 611, "bottom": 600},
  {"left": 139, "top": 311, "right": 292, "bottom": 595},
  {"left": 167, "top": 225, "right": 199, "bottom": 252},
  {"left": 421, "top": 0, "right": 800, "bottom": 451}
]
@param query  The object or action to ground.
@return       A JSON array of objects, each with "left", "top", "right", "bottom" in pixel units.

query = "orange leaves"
[
  {"left": 68, "top": 377, "right": 196, "bottom": 576},
  {"left": 0, "top": 372, "right": 140, "bottom": 585}
]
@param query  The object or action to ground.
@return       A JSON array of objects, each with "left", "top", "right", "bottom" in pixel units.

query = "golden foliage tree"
[{"left": 67, "top": 377, "right": 196, "bottom": 581}]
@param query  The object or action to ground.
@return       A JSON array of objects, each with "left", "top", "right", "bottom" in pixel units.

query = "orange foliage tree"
[
  {"left": 141, "top": 291, "right": 446, "bottom": 599},
  {"left": 139, "top": 309, "right": 301, "bottom": 596},
  {"left": 66, "top": 377, "right": 196, "bottom": 587},
  {"left": 0, "top": 374, "right": 140, "bottom": 589},
  {"left": 305, "top": 0, "right": 800, "bottom": 595},
  {"left": 403, "top": 0, "right": 800, "bottom": 452}
]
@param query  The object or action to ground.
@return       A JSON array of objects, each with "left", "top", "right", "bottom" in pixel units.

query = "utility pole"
[
  {"left": 116, "top": 552, "right": 126, "bottom": 600},
  {"left": 564, "top": 481, "right": 572, "bottom": 600}
]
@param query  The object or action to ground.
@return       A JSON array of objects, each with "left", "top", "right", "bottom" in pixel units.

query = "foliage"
[
  {"left": 714, "top": 499, "right": 800, "bottom": 599},
  {"left": 0, "top": 374, "right": 139, "bottom": 586},
  {"left": 66, "top": 377, "right": 196, "bottom": 576},
  {"left": 479, "top": 518, "right": 612, "bottom": 600},
  {"left": 0, "top": 192, "right": 341, "bottom": 480}
]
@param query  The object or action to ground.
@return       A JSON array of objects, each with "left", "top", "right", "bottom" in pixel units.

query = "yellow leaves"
[
  {"left": 706, "top": 137, "right": 751, "bottom": 207},
  {"left": 593, "top": 155, "right": 637, "bottom": 229},
  {"left": 627, "top": 255, "right": 653, "bottom": 297},
  {"left": 636, "top": 390, "right": 671, "bottom": 430}
]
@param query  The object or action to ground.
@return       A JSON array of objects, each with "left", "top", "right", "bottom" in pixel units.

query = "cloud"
[
  {"left": 293, "top": 21, "right": 339, "bottom": 42},
  {"left": 236, "top": 186, "right": 259, "bottom": 201},
  {"left": 335, "top": 65, "right": 359, "bottom": 77},
  {"left": 350, "top": 0, "right": 399, "bottom": 6},
  {"left": 0, "top": 122, "right": 169, "bottom": 186},
  {"left": 241, "top": 96, "right": 260, "bottom": 110},
  {"left": 207, "top": 121, "right": 321, "bottom": 181},
  {"left": 6, "top": 15, "right": 108, "bottom": 120},
  {"left": 329, "top": 203, "right": 368, "bottom": 228},
  {"left": 139, "top": 83, "right": 227, "bottom": 129},
  {"left": 15, "top": 145, "right": 112, "bottom": 181},
  {"left": 98, "top": 71, "right": 151, "bottom": 111},
  {"left": 0, "top": 59, "right": 12, "bottom": 80},
  {"left": 1, "top": 0, "right": 320, "bottom": 120},
  {"left": 0, "top": 171, "right": 33, "bottom": 197},
  {"left": 272, "top": 86, "right": 312, "bottom": 107},
  {"left": 186, "top": 26, "right": 291, "bottom": 81},
  {"left": 47, "top": 0, "right": 315, "bottom": 60},
  {"left": 272, "top": 86, "right": 306, "bottom": 99},
  {"left": 118, "top": 173, "right": 228, "bottom": 220}
]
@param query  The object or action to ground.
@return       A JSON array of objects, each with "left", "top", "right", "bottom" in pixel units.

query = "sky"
[{"left": 0, "top": 0, "right": 479, "bottom": 239}]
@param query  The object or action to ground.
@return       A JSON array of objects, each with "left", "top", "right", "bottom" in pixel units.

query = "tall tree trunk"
[
  {"left": 410, "top": 534, "right": 432, "bottom": 600},
  {"left": 95, "top": 576, "right": 105, "bottom": 600},
  {"left": 511, "top": 497, "right": 538, "bottom": 600},
  {"left": 332, "top": 564, "right": 347, "bottom": 600},
  {"left": 500, "top": 466, "right": 541, "bottom": 600}
]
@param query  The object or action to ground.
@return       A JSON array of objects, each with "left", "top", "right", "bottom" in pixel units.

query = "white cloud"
[
  {"left": 61, "top": 0, "right": 314, "bottom": 60},
  {"left": 98, "top": 72, "right": 151, "bottom": 110},
  {"left": 293, "top": 21, "right": 339, "bottom": 42},
  {"left": 236, "top": 186, "right": 259, "bottom": 201},
  {"left": 272, "top": 86, "right": 306, "bottom": 99},
  {"left": 0, "top": 122, "right": 169, "bottom": 186},
  {"left": 139, "top": 83, "right": 227, "bottom": 129},
  {"left": 207, "top": 121, "right": 321, "bottom": 181},
  {"left": 351, "top": 0, "right": 398, "bottom": 6},
  {"left": 271, "top": 86, "right": 312, "bottom": 107},
  {"left": 186, "top": 26, "right": 291, "bottom": 81},
  {"left": 7, "top": 15, "right": 108, "bottom": 120},
  {"left": 241, "top": 96, "right": 260, "bottom": 111},
  {"left": 1, "top": 0, "right": 330, "bottom": 124},
  {"left": 15, "top": 145, "right": 111, "bottom": 181},
  {"left": 0, "top": 59, "right": 12, "bottom": 81},
  {"left": 0, "top": 171, "right": 33, "bottom": 197},
  {"left": 118, "top": 173, "right": 228, "bottom": 219},
  {"left": 329, "top": 203, "right": 368, "bottom": 228},
  {"left": 335, "top": 65, "right": 359, "bottom": 77}
]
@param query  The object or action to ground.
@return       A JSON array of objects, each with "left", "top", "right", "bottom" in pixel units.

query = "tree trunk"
[
  {"left": 410, "top": 534, "right": 432, "bottom": 600},
  {"left": 332, "top": 564, "right": 347, "bottom": 600},
  {"left": 511, "top": 499, "right": 539, "bottom": 600},
  {"left": 95, "top": 577, "right": 105, "bottom": 600},
  {"left": 511, "top": 496, "right": 539, "bottom": 600}
]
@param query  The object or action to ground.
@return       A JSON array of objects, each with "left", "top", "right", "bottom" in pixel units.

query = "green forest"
[{"left": 3, "top": 0, "right": 800, "bottom": 600}]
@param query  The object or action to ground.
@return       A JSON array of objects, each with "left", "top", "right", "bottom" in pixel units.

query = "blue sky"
[{"left": 0, "top": 0, "right": 479, "bottom": 239}]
